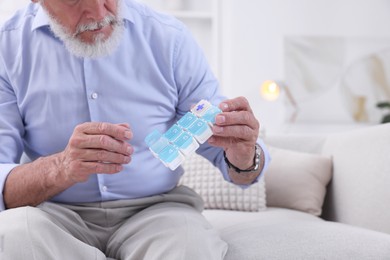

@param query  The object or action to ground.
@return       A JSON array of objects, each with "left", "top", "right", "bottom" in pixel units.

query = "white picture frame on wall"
[{"left": 284, "top": 36, "right": 390, "bottom": 125}]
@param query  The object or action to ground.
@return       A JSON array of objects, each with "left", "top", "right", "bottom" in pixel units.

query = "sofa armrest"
[
  {"left": 321, "top": 123, "right": 390, "bottom": 234},
  {"left": 264, "top": 134, "right": 327, "bottom": 154}
]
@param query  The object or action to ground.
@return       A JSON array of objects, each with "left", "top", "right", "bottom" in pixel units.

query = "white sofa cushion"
[
  {"left": 204, "top": 208, "right": 390, "bottom": 260},
  {"left": 265, "top": 146, "right": 332, "bottom": 216},
  {"left": 321, "top": 123, "right": 390, "bottom": 234},
  {"left": 180, "top": 153, "right": 266, "bottom": 212},
  {"left": 203, "top": 207, "right": 322, "bottom": 230}
]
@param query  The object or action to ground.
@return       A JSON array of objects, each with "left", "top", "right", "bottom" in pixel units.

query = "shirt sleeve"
[
  {"left": 172, "top": 25, "right": 225, "bottom": 116},
  {"left": 0, "top": 50, "right": 25, "bottom": 212}
]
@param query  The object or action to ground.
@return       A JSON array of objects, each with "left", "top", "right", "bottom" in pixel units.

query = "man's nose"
[{"left": 82, "top": 0, "right": 109, "bottom": 21}]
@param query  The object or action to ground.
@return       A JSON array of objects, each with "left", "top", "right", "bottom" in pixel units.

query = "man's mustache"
[{"left": 73, "top": 14, "right": 122, "bottom": 37}]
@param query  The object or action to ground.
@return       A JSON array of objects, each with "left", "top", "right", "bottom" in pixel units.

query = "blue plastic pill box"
[{"left": 144, "top": 100, "right": 222, "bottom": 170}]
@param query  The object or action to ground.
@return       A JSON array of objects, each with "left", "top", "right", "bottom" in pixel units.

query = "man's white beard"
[{"left": 43, "top": 4, "right": 125, "bottom": 59}]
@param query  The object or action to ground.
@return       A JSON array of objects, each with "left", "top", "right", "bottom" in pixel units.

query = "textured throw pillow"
[
  {"left": 180, "top": 153, "right": 266, "bottom": 212},
  {"left": 265, "top": 146, "right": 332, "bottom": 216}
]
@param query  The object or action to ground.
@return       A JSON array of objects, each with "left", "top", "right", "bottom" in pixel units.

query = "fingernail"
[
  {"left": 216, "top": 115, "right": 225, "bottom": 124},
  {"left": 127, "top": 146, "right": 132, "bottom": 154},
  {"left": 124, "top": 156, "right": 131, "bottom": 163},
  {"left": 214, "top": 126, "right": 223, "bottom": 133},
  {"left": 220, "top": 103, "right": 229, "bottom": 111},
  {"left": 124, "top": 131, "right": 132, "bottom": 139}
]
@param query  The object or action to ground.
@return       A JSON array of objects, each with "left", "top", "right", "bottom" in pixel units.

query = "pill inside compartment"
[{"left": 144, "top": 129, "right": 185, "bottom": 170}]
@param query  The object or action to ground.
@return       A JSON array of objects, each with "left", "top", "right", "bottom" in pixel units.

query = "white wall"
[
  {"left": 2, "top": 0, "right": 390, "bottom": 133},
  {"left": 220, "top": 0, "right": 390, "bottom": 132},
  {"left": 0, "top": 0, "right": 29, "bottom": 24}
]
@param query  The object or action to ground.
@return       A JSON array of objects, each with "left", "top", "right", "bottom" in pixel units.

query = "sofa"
[{"left": 181, "top": 123, "right": 390, "bottom": 259}]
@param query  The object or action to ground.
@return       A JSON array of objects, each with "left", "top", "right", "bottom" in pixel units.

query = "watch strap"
[{"left": 224, "top": 144, "right": 262, "bottom": 173}]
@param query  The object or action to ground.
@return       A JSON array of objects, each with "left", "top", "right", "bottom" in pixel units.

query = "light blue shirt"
[{"left": 0, "top": 0, "right": 270, "bottom": 211}]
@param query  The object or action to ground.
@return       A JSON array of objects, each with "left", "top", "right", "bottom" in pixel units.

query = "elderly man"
[{"left": 0, "top": 0, "right": 270, "bottom": 259}]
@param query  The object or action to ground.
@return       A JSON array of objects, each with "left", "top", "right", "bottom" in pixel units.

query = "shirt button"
[
  {"left": 102, "top": 186, "right": 108, "bottom": 192},
  {"left": 91, "top": 92, "right": 98, "bottom": 99}
]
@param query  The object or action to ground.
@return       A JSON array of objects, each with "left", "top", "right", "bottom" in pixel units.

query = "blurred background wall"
[{"left": 3, "top": 0, "right": 390, "bottom": 134}]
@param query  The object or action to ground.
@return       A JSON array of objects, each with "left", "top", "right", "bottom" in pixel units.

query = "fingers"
[
  {"left": 75, "top": 122, "right": 133, "bottom": 141},
  {"left": 215, "top": 110, "right": 259, "bottom": 131},
  {"left": 63, "top": 122, "right": 134, "bottom": 182},
  {"left": 219, "top": 96, "right": 253, "bottom": 113},
  {"left": 212, "top": 124, "right": 257, "bottom": 142},
  {"left": 71, "top": 122, "right": 133, "bottom": 154},
  {"left": 74, "top": 148, "right": 132, "bottom": 164},
  {"left": 71, "top": 135, "right": 133, "bottom": 156},
  {"left": 212, "top": 97, "right": 259, "bottom": 141}
]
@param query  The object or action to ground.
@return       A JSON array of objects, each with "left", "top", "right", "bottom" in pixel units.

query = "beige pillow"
[
  {"left": 265, "top": 146, "right": 332, "bottom": 216},
  {"left": 180, "top": 153, "right": 266, "bottom": 212}
]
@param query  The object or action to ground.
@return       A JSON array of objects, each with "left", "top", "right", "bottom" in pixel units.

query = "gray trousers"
[{"left": 0, "top": 185, "right": 227, "bottom": 260}]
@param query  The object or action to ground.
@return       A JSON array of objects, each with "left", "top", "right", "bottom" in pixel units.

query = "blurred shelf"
[{"left": 138, "top": 0, "right": 221, "bottom": 78}]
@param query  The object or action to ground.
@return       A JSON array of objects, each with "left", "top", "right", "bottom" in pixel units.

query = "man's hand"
[
  {"left": 208, "top": 97, "right": 260, "bottom": 171},
  {"left": 58, "top": 122, "right": 134, "bottom": 184},
  {"left": 4, "top": 122, "right": 134, "bottom": 209}
]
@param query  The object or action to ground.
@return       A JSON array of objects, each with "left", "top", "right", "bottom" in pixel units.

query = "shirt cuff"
[
  {"left": 219, "top": 138, "right": 271, "bottom": 189},
  {"left": 0, "top": 164, "right": 19, "bottom": 211}
]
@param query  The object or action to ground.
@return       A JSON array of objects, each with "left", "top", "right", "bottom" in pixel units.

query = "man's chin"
[{"left": 66, "top": 34, "right": 122, "bottom": 59}]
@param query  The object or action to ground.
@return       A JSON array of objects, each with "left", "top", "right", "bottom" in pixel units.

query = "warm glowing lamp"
[
  {"left": 260, "top": 80, "right": 298, "bottom": 123},
  {"left": 261, "top": 80, "right": 281, "bottom": 101}
]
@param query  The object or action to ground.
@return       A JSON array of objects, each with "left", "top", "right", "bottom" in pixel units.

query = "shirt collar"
[
  {"left": 31, "top": 3, "right": 135, "bottom": 32},
  {"left": 31, "top": 6, "right": 48, "bottom": 31}
]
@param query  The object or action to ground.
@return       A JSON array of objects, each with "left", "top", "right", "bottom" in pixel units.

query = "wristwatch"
[{"left": 224, "top": 143, "right": 262, "bottom": 173}]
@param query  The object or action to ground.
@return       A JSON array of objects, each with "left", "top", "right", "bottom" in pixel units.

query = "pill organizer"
[{"left": 144, "top": 100, "right": 222, "bottom": 170}]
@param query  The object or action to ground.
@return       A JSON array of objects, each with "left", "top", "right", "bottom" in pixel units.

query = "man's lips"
[
  {"left": 90, "top": 27, "right": 104, "bottom": 32},
  {"left": 76, "top": 24, "right": 111, "bottom": 36}
]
